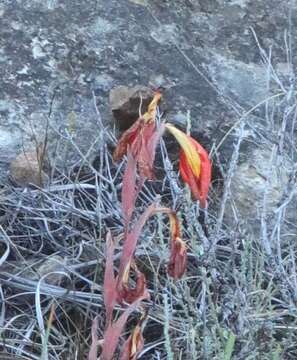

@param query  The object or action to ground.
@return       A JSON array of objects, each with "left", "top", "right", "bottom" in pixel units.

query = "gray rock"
[
  {"left": 0, "top": 0, "right": 295, "bottom": 183},
  {"left": 228, "top": 147, "right": 291, "bottom": 221}
]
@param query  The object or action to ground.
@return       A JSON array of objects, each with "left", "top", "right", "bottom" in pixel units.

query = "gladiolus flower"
[
  {"left": 165, "top": 124, "right": 211, "bottom": 207},
  {"left": 113, "top": 92, "right": 164, "bottom": 179},
  {"left": 155, "top": 208, "right": 187, "bottom": 279}
]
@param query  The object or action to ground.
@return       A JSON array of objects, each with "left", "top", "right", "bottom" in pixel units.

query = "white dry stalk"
[
  {"left": 163, "top": 293, "right": 174, "bottom": 360},
  {"left": 214, "top": 123, "right": 246, "bottom": 245}
]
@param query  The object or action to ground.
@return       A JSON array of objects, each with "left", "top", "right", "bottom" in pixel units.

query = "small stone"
[
  {"left": 109, "top": 85, "right": 154, "bottom": 130},
  {"left": 34, "top": 255, "right": 67, "bottom": 286},
  {"left": 9, "top": 147, "right": 49, "bottom": 187}
]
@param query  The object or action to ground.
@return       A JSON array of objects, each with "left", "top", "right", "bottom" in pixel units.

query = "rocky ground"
[{"left": 1, "top": 0, "right": 297, "bottom": 359}]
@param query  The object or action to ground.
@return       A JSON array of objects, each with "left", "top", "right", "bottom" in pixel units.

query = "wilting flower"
[
  {"left": 155, "top": 208, "right": 187, "bottom": 279},
  {"left": 167, "top": 211, "right": 187, "bottom": 279},
  {"left": 117, "top": 260, "right": 149, "bottom": 304},
  {"left": 165, "top": 124, "right": 211, "bottom": 207},
  {"left": 119, "top": 309, "right": 147, "bottom": 360},
  {"left": 100, "top": 299, "right": 144, "bottom": 360},
  {"left": 167, "top": 236, "right": 187, "bottom": 279},
  {"left": 113, "top": 92, "right": 164, "bottom": 179}
]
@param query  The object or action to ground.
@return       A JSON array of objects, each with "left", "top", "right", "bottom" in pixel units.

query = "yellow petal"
[
  {"left": 165, "top": 124, "right": 201, "bottom": 178},
  {"left": 142, "top": 92, "right": 162, "bottom": 123}
]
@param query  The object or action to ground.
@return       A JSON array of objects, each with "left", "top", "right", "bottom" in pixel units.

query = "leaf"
[
  {"left": 88, "top": 316, "right": 99, "bottom": 360},
  {"left": 118, "top": 202, "right": 158, "bottom": 284},
  {"left": 136, "top": 122, "right": 157, "bottom": 179},
  {"left": 167, "top": 211, "right": 181, "bottom": 240},
  {"left": 104, "top": 231, "right": 117, "bottom": 325},
  {"left": 122, "top": 150, "right": 138, "bottom": 226},
  {"left": 145, "top": 122, "right": 166, "bottom": 177},
  {"left": 223, "top": 331, "right": 236, "bottom": 360},
  {"left": 113, "top": 119, "right": 142, "bottom": 161},
  {"left": 154, "top": 208, "right": 187, "bottom": 279},
  {"left": 114, "top": 93, "right": 163, "bottom": 180},
  {"left": 100, "top": 299, "right": 143, "bottom": 360}
]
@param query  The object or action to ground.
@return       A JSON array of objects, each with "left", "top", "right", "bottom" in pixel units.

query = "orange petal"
[
  {"left": 168, "top": 211, "right": 181, "bottom": 240},
  {"left": 165, "top": 124, "right": 201, "bottom": 178},
  {"left": 179, "top": 136, "right": 211, "bottom": 207},
  {"left": 142, "top": 91, "right": 162, "bottom": 123}
]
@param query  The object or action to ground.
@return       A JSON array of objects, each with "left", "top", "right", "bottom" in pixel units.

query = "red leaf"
[
  {"left": 136, "top": 122, "right": 156, "bottom": 179},
  {"left": 143, "top": 122, "right": 166, "bottom": 179},
  {"left": 88, "top": 316, "right": 100, "bottom": 360},
  {"left": 113, "top": 93, "right": 164, "bottom": 180},
  {"left": 113, "top": 119, "right": 142, "bottom": 161},
  {"left": 118, "top": 202, "right": 158, "bottom": 285},
  {"left": 104, "top": 231, "right": 117, "bottom": 325},
  {"left": 122, "top": 150, "right": 138, "bottom": 226},
  {"left": 100, "top": 299, "right": 143, "bottom": 360}
]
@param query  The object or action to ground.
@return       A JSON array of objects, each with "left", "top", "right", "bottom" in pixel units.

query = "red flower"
[
  {"left": 166, "top": 124, "right": 211, "bottom": 207},
  {"left": 113, "top": 92, "right": 164, "bottom": 179}
]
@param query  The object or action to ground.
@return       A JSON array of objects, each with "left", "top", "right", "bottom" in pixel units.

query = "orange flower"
[
  {"left": 165, "top": 124, "right": 211, "bottom": 207},
  {"left": 113, "top": 92, "right": 164, "bottom": 179}
]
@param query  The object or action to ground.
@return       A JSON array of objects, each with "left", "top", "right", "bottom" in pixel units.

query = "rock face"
[{"left": 0, "top": 0, "right": 295, "bottom": 180}]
